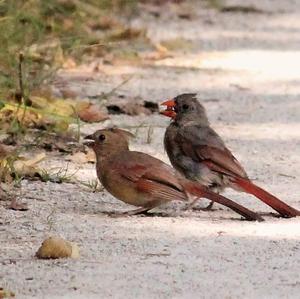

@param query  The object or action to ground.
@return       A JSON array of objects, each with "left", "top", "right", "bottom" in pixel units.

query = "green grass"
[
  {"left": 0, "top": 0, "right": 138, "bottom": 104},
  {"left": 40, "top": 165, "right": 77, "bottom": 183},
  {"left": 0, "top": 0, "right": 140, "bottom": 142}
]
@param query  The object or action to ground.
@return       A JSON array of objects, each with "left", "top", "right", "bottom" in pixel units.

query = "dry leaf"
[
  {"left": 0, "top": 95, "right": 78, "bottom": 133},
  {"left": 77, "top": 102, "right": 109, "bottom": 123},
  {"left": 36, "top": 236, "right": 79, "bottom": 259},
  {"left": 0, "top": 288, "right": 15, "bottom": 298},
  {"left": 13, "top": 152, "right": 46, "bottom": 177},
  {"left": 31, "top": 97, "right": 75, "bottom": 117},
  {"left": 106, "top": 96, "right": 155, "bottom": 116},
  {"left": 67, "top": 150, "right": 95, "bottom": 164},
  {"left": 0, "top": 104, "right": 42, "bottom": 128}
]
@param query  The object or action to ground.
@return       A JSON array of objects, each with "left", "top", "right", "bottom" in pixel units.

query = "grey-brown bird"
[
  {"left": 161, "top": 93, "right": 300, "bottom": 218},
  {"left": 84, "top": 128, "right": 263, "bottom": 221}
]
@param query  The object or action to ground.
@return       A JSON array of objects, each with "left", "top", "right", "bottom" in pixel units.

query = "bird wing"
[
  {"left": 135, "top": 179, "right": 187, "bottom": 202},
  {"left": 178, "top": 125, "right": 248, "bottom": 179},
  {"left": 116, "top": 152, "right": 187, "bottom": 201}
]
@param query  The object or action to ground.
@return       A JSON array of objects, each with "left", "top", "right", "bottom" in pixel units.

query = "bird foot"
[
  {"left": 198, "top": 201, "right": 214, "bottom": 211},
  {"left": 185, "top": 201, "right": 215, "bottom": 211},
  {"left": 104, "top": 208, "right": 152, "bottom": 217}
]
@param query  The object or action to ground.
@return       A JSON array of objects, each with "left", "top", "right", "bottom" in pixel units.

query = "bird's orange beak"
[
  {"left": 161, "top": 99, "right": 176, "bottom": 108},
  {"left": 160, "top": 99, "right": 176, "bottom": 119}
]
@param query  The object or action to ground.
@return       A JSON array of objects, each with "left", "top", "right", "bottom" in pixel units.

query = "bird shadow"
[{"left": 101, "top": 210, "right": 176, "bottom": 218}]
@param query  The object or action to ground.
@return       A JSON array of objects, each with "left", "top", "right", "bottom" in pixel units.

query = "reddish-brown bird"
[
  {"left": 161, "top": 93, "right": 300, "bottom": 218},
  {"left": 84, "top": 128, "right": 263, "bottom": 221}
]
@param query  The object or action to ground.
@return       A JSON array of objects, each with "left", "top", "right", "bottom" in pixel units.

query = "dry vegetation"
[{"left": 0, "top": 0, "right": 146, "bottom": 193}]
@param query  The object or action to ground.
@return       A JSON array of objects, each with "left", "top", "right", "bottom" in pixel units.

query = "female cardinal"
[
  {"left": 161, "top": 93, "right": 300, "bottom": 218},
  {"left": 84, "top": 128, "right": 263, "bottom": 221}
]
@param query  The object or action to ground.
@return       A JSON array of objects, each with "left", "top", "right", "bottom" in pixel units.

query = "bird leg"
[
  {"left": 121, "top": 206, "right": 154, "bottom": 216},
  {"left": 106, "top": 207, "right": 152, "bottom": 218},
  {"left": 109, "top": 200, "right": 163, "bottom": 217},
  {"left": 185, "top": 196, "right": 214, "bottom": 211},
  {"left": 183, "top": 193, "right": 202, "bottom": 211},
  {"left": 199, "top": 184, "right": 223, "bottom": 210},
  {"left": 200, "top": 201, "right": 214, "bottom": 211}
]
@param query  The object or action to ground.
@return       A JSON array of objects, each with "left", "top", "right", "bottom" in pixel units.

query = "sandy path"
[{"left": 1, "top": 1, "right": 300, "bottom": 298}]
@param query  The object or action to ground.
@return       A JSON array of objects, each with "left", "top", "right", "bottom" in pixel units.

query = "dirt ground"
[{"left": 1, "top": 0, "right": 300, "bottom": 298}]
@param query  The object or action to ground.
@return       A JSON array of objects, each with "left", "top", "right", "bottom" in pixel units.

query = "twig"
[
  {"left": 18, "top": 52, "right": 28, "bottom": 127},
  {"left": 278, "top": 173, "right": 296, "bottom": 179},
  {"left": 146, "top": 126, "right": 154, "bottom": 144},
  {"left": 71, "top": 106, "right": 81, "bottom": 143},
  {"left": 18, "top": 52, "right": 24, "bottom": 100},
  {"left": 94, "top": 75, "right": 134, "bottom": 102}
]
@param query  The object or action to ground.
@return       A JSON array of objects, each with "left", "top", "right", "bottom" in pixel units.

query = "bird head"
[
  {"left": 84, "top": 128, "right": 134, "bottom": 157},
  {"left": 160, "top": 93, "right": 208, "bottom": 124}
]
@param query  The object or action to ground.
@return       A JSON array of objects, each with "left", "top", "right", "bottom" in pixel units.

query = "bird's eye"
[
  {"left": 99, "top": 134, "right": 106, "bottom": 141},
  {"left": 182, "top": 104, "right": 189, "bottom": 110}
]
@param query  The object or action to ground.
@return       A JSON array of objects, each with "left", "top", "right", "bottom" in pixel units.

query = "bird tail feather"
[
  {"left": 183, "top": 181, "right": 264, "bottom": 221},
  {"left": 233, "top": 177, "right": 300, "bottom": 218}
]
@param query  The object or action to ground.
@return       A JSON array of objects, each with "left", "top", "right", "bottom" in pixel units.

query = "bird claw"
[
  {"left": 184, "top": 200, "right": 214, "bottom": 211},
  {"left": 104, "top": 209, "right": 152, "bottom": 217},
  {"left": 193, "top": 201, "right": 215, "bottom": 211}
]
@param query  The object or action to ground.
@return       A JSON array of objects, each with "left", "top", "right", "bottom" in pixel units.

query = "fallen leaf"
[
  {"left": 0, "top": 95, "right": 79, "bottom": 134},
  {"left": 76, "top": 102, "right": 109, "bottom": 123},
  {"left": 36, "top": 236, "right": 79, "bottom": 259},
  {"left": 67, "top": 150, "right": 95, "bottom": 164},
  {"left": 13, "top": 152, "right": 46, "bottom": 177},
  {"left": 30, "top": 96, "right": 78, "bottom": 132},
  {"left": 0, "top": 104, "right": 42, "bottom": 128},
  {"left": 0, "top": 288, "right": 15, "bottom": 298},
  {"left": 106, "top": 96, "right": 157, "bottom": 116}
]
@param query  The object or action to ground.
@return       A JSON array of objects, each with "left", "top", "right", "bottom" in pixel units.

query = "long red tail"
[
  {"left": 184, "top": 181, "right": 264, "bottom": 222},
  {"left": 233, "top": 177, "right": 300, "bottom": 218}
]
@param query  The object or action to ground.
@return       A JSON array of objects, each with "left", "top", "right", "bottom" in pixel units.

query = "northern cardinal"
[
  {"left": 84, "top": 128, "right": 263, "bottom": 221},
  {"left": 161, "top": 93, "right": 300, "bottom": 218}
]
